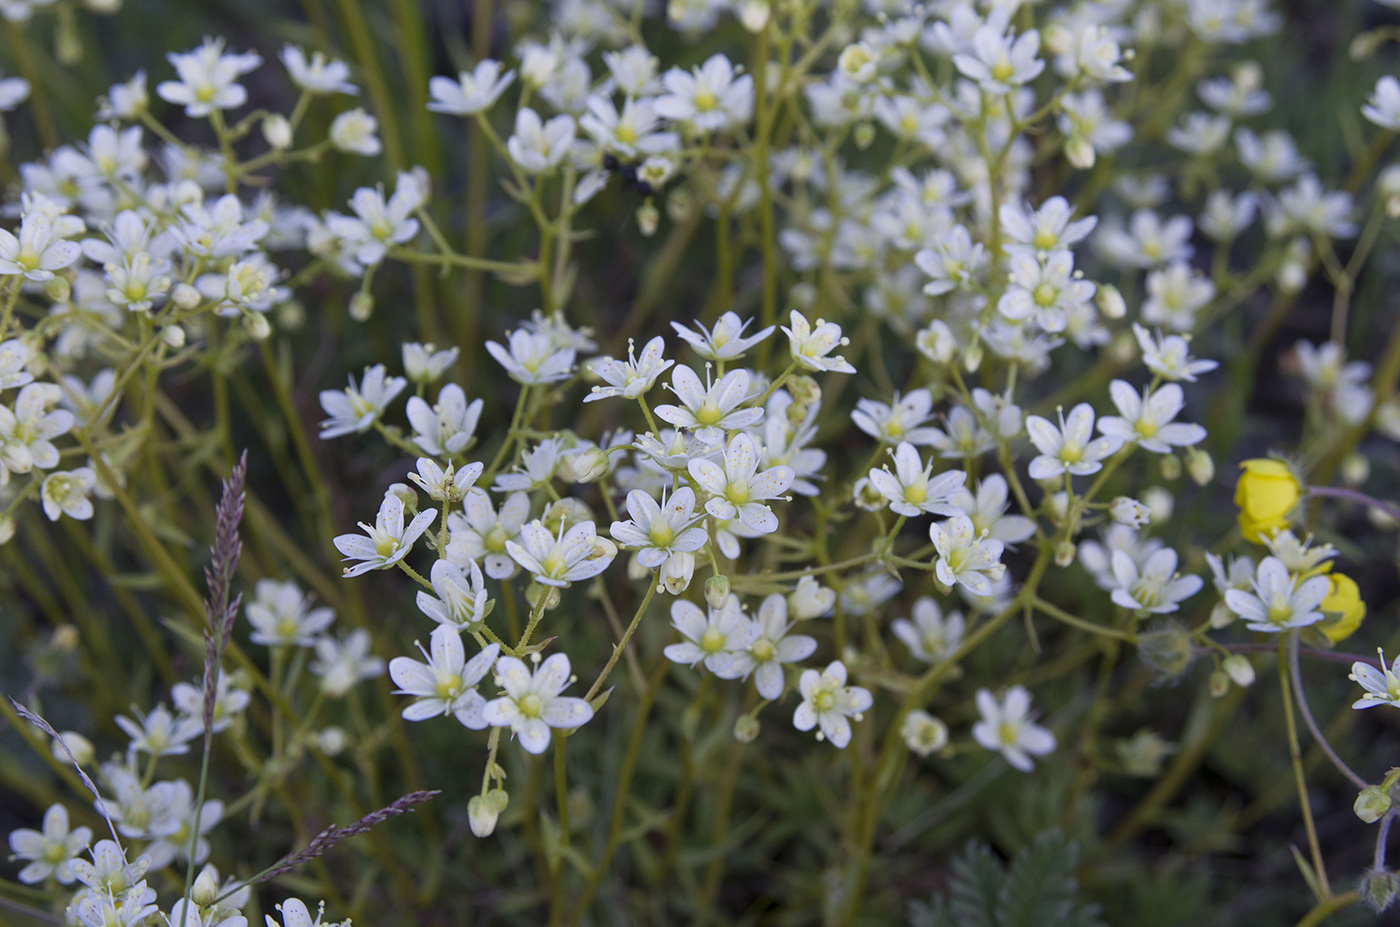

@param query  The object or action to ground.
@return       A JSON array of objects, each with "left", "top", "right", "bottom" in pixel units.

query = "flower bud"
[
  {"left": 738, "top": 0, "right": 770, "bottom": 31},
  {"left": 733, "top": 715, "right": 760, "bottom": 743},
  {"left": 1361, "top": 869, "right": 1400, "bottom": 913},
  {"left": 1342, "top": 452, "right": 1370, "bottom": 486},
  {"left": 837, "top": 42, "right": 878, "bottom": 83},
  {"left": 962, "top": 341, "right": 983, "bottom": 373},
  {"left": 316, "top": 727, "right": 349, "bottom": 756},
  {"left": 263, "top": 114, "right": 292, "bottom": 150},
  {"left": 1186, "top": 448, "right": 1214, "bottom": 486},
  {"left": 1158, "top": 454, "right": 1181, "bottom": 480},
  {"left": 0, "top": 513, "right": 15, "bottom": 545},
  {"left": 1209, "top": 601, "right": 1235, "bottom": 629},
  {"left": 705, "top": 574, "right": 731, "bottom": 609},
  {"left": 44, "top": 276, "right": 71, "bottom": 304},
  {"left": 52, "top": 731, "right": 94, "bottom": 767},
  {"left": 192, "top": 868, "right": 220, "bottom": 906},
  {"left": 901, "top": 710, "right": 948, "bottom": 757},
  {"left": 853, "top": 477, "right": 884, "bottom": 511},
  {"left": 1356, "top": 785, "right": 1393, "bottom": 824},
  {"left": 916, "top": 320, "right": 957, "bottom": 364},
  {"left": 1064, "top": 134, "right": 1095, "bottom": 169},
  {"left": 852, "top": 122, "right": 876, "bottom": 149},
  {"left": 627, "top": 552, "right": 649, "bottom": 581},
  {"left": 1139, "top": 624, "right": 1193, "bottom": 681},
  {"left": 1096, "top": 284, "right": 1126, "bottom": 319},
  {"left": 636, "top": 200, "right": 659, "bottom": 237},
  {"left": 171, "top": 282, "right": 202, "bottom": 310},
  {"left": 243, "top": 312, "right": 271, "bottom": 340},
  {"left": 469, "top": 788, "right": 509, "bottom": 837},
  {"left": 1054, "top": 540, "right": 1077, "bottom": 567},
  {"left": 788, "top": 375, "right": 821, "bottom": 408},
  {"left": 1208, "top": 669, "right": 1229, "bottom": 697},
  {"left": 572, "top": 447, "right": 610, "bottom": 484},
  {"left": 1109, "top": 496, "right": 1152, "bottom": 528},
  {"left": 1223, "top": 654, "right": 1255, "bottom": 687},
  {"left": 388, "top": 483, "right": 416, "bottom": 507},
  {"left": 162, "top": 325, "right": 186, "bottom": 349},
  {"left": 1143, "top": 486, "right": 1173, "bottom": 523},
  {"left": 1381, "top": 165, "right": 1400, "bottom": 218},
  {"left": 660, "top": 551, "right": 694, "bottom": 594},
  {"left": 349, "top": 292, "right": 374, "bottom": 322}
]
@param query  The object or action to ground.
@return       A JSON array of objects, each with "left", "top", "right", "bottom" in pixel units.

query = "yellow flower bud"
[
  {"left": 1319, "top": 572, "right": 1367, "bottom": 643},
  {"left": 1234, "top": 458, "right": 1301, "bottom": 543}
]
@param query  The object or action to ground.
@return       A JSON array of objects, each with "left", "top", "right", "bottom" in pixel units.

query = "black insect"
[{"left": 602, "top": 152, "right": 654, "bottom": 198}]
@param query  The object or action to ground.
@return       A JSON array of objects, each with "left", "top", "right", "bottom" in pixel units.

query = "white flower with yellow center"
[
  {"left": 688, "top": 433, "right": 794, "bottom": 534},
  {"left": 867, "top": 442, "right": 967, "bottom": 518},
  {"left": 1223, "top": 556, "right": 1330, "bottom": 633},
  {"left": 483, "top": 653, "right": 594, "bottom": 754},
  {"left": 505, "top": 518, "right": 616, "bottom": 587},
  {"left": 972, "top": 686, "right": 1056, "bottom": 771},
  {"left": 390, "top": 629, "right": 498, "bottom": 726},
  {"left": 655, "top": 365, "right": 762, "bottom": 447},
  {"left": 1097, "top": 381, "right": 1206, "bottom": 454},
  {"left": 1351, "top": 650, "right": 1400, "bottom": 710},
  {"left": 793, "top": 661, "right": 873, "bottom": 748},
  {"left": 610, "top": 486, "right": 707, "bottom": 569},
  {"left": 782, "top": 309, "right": 857, "bottom": 374},
  {"left": 1025, "top": 403, "right": 1123, "bottom": 479},
  {"left": 663, "top": 597, "right": 757, "bottom": 674},
  {"left": 586, "top": 335, "right": 674, "bottom": 403},
  {"left": 930, "top": 514, "right": 1006, "bottom": 596},
  {"left": 333, "top": 492, "right": 436, "bottom": 578}
]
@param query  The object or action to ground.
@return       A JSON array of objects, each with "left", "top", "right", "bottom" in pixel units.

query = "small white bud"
[
  {"left": 705, "top": 574, "right": 731, "bottom": 609},
  {"left": 263, "top": 114, "right": 292, "bottom": 150},
  {"left": 162, "top": 325, "right": 186, "bottom": 349},
  {"left": 387, "top": 483, "right": 416, "bottom": 506},
  {"left": 636, "top": 201, "right": 659, "bottom": 237},
  {"left": 317, "top": 727, "right": 349, "bottom": 755},
  {"left": 572, "top": 447, "right": 610, "bottom": 484},
  {"left": 1109, "top": 496, "right": 1152, "bottom": 528},
  {"left": 733, "top": 715, "right": 760, "bottom": 743},
  {"left": 192, "top": 868, "right": 220, "bottom": 906},
  {"left": 171, "top": 283, "right": 202, "bottom": 310},
  {"left": 1096, "top": 284, "right": 1126, "bottom": 319},
  {"left": 0, "top": 513, "right": 15, "bottom": 545},
  {"left": 1186, "top": 448, "right": 1214, "bottom": 486},
  {"left": 51, "top": 731, "right": 94, "bottom": 767},
  {"left": 243, "top": 312, "right": 271, "bottom": 340},
  {"left": 1223, "top": 654, "right": 1255, "bottom": 687},
  {"left": 1142, "top": 486, "right": 1174, "bottom": 523},
  {"left": 738, "top": 0, "right": 770, "bottom": 30},
  {"left": 349, "top": 292, "right": 374, "bottom": 321},
  {"left": 1054, "top": 540, "right": 1077, "bottom": 567},
  {"left": 1341, "top": 453, "right": 1370, "bottom": 486}
]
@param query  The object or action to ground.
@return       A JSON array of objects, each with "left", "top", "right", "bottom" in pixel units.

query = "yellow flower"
[
  {"left": 1318, "top": 573, "right": 1366, "bottom": 643},
  {"left": 1234, "top": 458, "right": 1301, "bottom": 543}
]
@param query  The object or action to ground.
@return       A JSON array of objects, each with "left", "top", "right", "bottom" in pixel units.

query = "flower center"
[
  {"left": 648, "top": 520, "right": 675, "bottom": 547},
  {"left": 727, "top": 480, "right": 751, "bottom": 504},
  {"left": 1033, "top": 282, "right": 1058, "bottom": 306},
  {"left": 519, "top": 693, "right": 543, "bottom": 717},
  {"left": 991, "top": 59, "right": 1015, "bottom": 83},
  {"left": 696, "top": 399, "right": 724, "bottom": 426},
  {"left": 752, "top": 639, "right": 775, "bottom": 662},
  {"left": 693, "top": 88, "right": 718, "bottom": 111},
  {"left": 814, "top": 690, "right": 836, "bottom": 712},
  {"left": 700, "top": 628, "right": 726, "bottom": 654},
  {"left": 1032, "top": 228, "right": 1057, "bottom": 250},
  {"left": 485, "top": 525, "right": 509, "bottom": 553}
]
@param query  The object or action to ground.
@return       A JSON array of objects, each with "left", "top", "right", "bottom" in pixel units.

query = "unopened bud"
[
  {"left": 0, "top": 513, "right": 15, "bottom": 544},
  {"left": 901, "top": 710, "right": 948, "bottom": 757},
  {"left": 192, "top": 868, "right": 220, "bottom": 906},
  {"left": 349, "top": 292, "right": 374, "bottom": 321},
  {"left": 1223, "top": 654, "right": 1255, "bottom": 687},
  {"left": 739, "top": 0, "right": 770, "bottom": 31},
  {"left": 1208, "top": 669, "right": 1229, "bottom": 697},
  {"left": 1096, "top": 284, "right": 1126, "bottom": 319},
  {"left": 243, "top": 312, "right": 271, "bottom": 340},
  {"left": 852, "top": 122, "right": 876, "bottom": 149},
  {"left": 316, "top": 727, "right": 349, "bottom": 755},
  {"left": 636, "top": 200, "right": 659, "bottom": 237},
  {"left": 171, "top": 283, "right": 201, "bottom": 310},
  {"left": 1158, "top": 454, "right": 1181, "bottom": 480},
  {"left": 1186, "top": 448, "right": 1214, "bottom": 486},
  {"left": 1139, "top": 624, "right": 1193, "bottom": 680},
  {"left": 263, "top": 114, "right": 292, "bottom": 150},
  {"left": 51, "top": 731, "right": 94, "bottom": 767},
  {"left": 1142, "top": 486, "right": 1173, "bottom": 523},
  {"left": 733, "top": 715, "right": 760, "bottom": 743},
  {"left": 788, "top": 375, "right": 820, "bottom": 408},
  {"left": 388, "top": 483, "right": 416, "bottom": 507},
  {"left": 572, "top": 447, "right": 610, "bottom": 484},
  {"left": 916, "top": 320, "right": 957, "bottom": 364},
  {"left": 44, "top": 276, "right": 71, "bottom": 303},
  {"left": 1054, "top": 540, "right": 1077, "bottom": 567},
  {"left": 705, "top": 574, "right": 731, "bottom": 609},
  {"left": 1342, "top": 453, "right": 1370, "bottom": 486},
  {"left": 1361, "top": 869, "right": 1400, "bottom": 913},
  {"left": 660, "top": 551, "right": 694, "bottom": 594},
  {"left": 162, "top": 325, "right": 186, "bottom": 349},
  {"left": 962, "top": 341, "right": 983, "bottom": 373},
  {"left": 1357, "top": 785, "right": 1393, "bottom": 824},
  {"left": 469, "top": 788, "right": 509, "bottom": 837},
  {"left": 1110, "top": 496, "right": 1152, "bottom": 528}
]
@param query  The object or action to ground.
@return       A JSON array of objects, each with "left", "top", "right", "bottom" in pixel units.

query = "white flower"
[
  {"left": 99, "top": 71, "right": 148, "bottom": 120},
  {"left": 931, "top": 514, "right": 1006, "bottom": 595},
  {"left": 311, "top": 630, "right": 385, "bottom": 696},
  {"left": 115, "top": 703, "right": 202, "bottom": 757},
  {"left": 170, "top": 194, "right": 269, "bottom": 259},
  {"left": 330, "top": 108, "right": 381, "bottom": 155},
  {"left": 417, "top": 558, "right": 490, "bottom": 629},
  {"left": 485, "top": 329, "right": 575, "bottom": 385},
  {"left": 902, "top": 710, "right": 950, "bottom": 757},
  {"left": 1351, "top": 650, "right": 1400, "bottom": 709},
  {"left": 1025, "top": 403, "right": 1123, "bottom": 479},
  {"left": 506, "top": 108, "right": 576, "bottom": 174},
  {"left": 1109, "top": 496, "right": 1153, "bottom": 528},
  {"left": 950, "top": 474, "right": 1036, "bottom": 545},
  {"left": 0, "top": 338, "right": 33, "bottom": 389},
  {"left": 157, "top": 38, "right": 262, "bottom": 118},
  {"left": 1000, "top": 195, "right": 1098, "bottom": 258},
  {"left": 171, "top": 671, "right": 249, "bottom": 733},
  {"left": 1223, "top": 556, "right": 1331, "bottom": 633},
  {"left": 0, "top": 212, "right": 81, "bottom": 281},
  {"left": 840, "top": 571, "right": 903, "bottom": 616},
  {"left": 1133, "top": 325, "right": 1218, "bottom": 382},
  {"left": 610, "top": 487, "right": 707, "bottom": 569},
  {"left": 428, "top": 60, "right": 515, "bottom": 115},
  {"left": 402, "top": 342, "right": 458, "bottom": 383},
  {"left": 40, "top": 467, "right": 95, "bottom": 521},
  {"left": 868, "top": 442, "right": 967, "bottom": 518},
  {"left": 927, "top": 405, "right": 995, "bottom": 460},
  {"left": 723, "top": 595, "right": 817, "bottom": 699},
  {"left": 654, "top": 54, "right": 753, "bottom": 131},
  {"left": 7, "top": 804, "right": 91, "bottom": 884},
  {"left": 0, "top": 71, "right": 27, "bottom": 111},
  {"left": 586, "top": 335, "right": 673, "bottom": 402},
  {"left": 915, "top": 225, "right": 986, "bottom": 295},
  {"left": 972, "top": 686, "right": 1056, "bottom": 772},
  {"left": 997, "top": 251, "right": 1096, "bottom": 333},
  {"left": 1364, "top": 76, "right": 1400, "bottom": 131},
  {"left": 333, "top": 492, "right": 436, "bottom": 578},
  {"left": 447, "top": 490, "right": 530, "bottom": 579},
  {"left": 318, "top": 364, "right": 407, "bottom": 438},
  {"left": 406, "top": 384, "right": 482, "bottom": 457},
  {"left": 671, "top": 311, "right": 774, "bottom": 361},
  {"left": 783, "top": 309, "right": 856, "bottom": 374},
  {"left": 408, "top": 458, "right": 483, "bottom": 503},
  {"left": 789, "top": 575, "right": 835, "bottom": 619},
  {"left": 265, "top": 898, "right": 337, "bottom": 927},
  {"left": 1097, "top": 381, "right": 1207, "bottom": 454},
  {"left": 1141, "top": 262, "right": 1215, "bottom": 331},
  {"left": 245, "top": 578, "right": 335, "bottom": 647},
  {"left": 1096, "top": 210, "right": 1194, "bottom": 268},
  {"left": 1109, "top": 548, "right": 1203, "bottom": 613},
  {"left": 952, "top": 26, "right": 1045, "bottom": 94},
  {"left": 1268, "top": 175, "right": 1355, "bottom": 239},
  {"left": 506, "top": 518, "right": 616, "bottom": 587},
  {"left": 483, "top": 653, "right": 595, "bottom": 754},
  {"left": 892, "top": 597, "right": 965, "bottom": 663},
  {"left": 793, "top": 661, "right": 872, "bottom": 748},
  {"left": 852, "top": 390, "right": 940, "bottom": 445},
  {"left": 390, "top": 630, "right": 498, "bottom": 726},
  {"left": 655, "top": 366, "right": 762, "bottom": 446},
  {"left": 687, "top": 433, "right": 794, "bottom": 533},
  {"left": 663, "top": 597, "right": 757, "bottom": 673},
  {"left": 579, "top": 95, "right": 678, "bottom": 157},
  {"left": 281, "top": 46, "right": 356, "bottom": 95}
]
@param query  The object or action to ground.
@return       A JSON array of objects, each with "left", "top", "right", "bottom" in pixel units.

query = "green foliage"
[{"left": 909, "top": 830, "right": 1106, "bottom": 927}]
